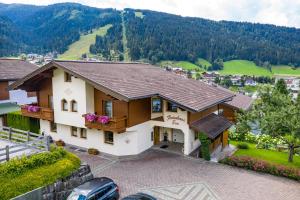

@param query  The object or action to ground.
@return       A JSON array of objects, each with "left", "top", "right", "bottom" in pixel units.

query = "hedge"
[
  {"left": 220, "top": 155, "right": 300, "bottom": 181},
  {"left": 0, "top": 147, "right": 81, "bottom": 200},
  {"left": 7, "top": 111, "right": 40, "bottom": 133}
]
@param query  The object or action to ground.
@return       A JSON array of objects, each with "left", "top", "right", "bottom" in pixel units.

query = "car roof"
[
  {"left": 73, "top": 177, "right": 114, "bottom": 196},
  {"left": 122, "top": 193, "right": 156, "bottom": 200}
]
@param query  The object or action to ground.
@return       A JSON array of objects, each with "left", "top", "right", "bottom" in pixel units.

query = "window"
[
  {"left": 64, "top": 72, "right": 72, "bottom": 82},
  {"left": 62, "top": 99, "right": 68, "bottom": 111},
  {"left": 195, "top": 132, "right": 198, "bottom": 140},
  {"left": 151, "top": 131, "right": 154, "bottom": 141},
  {"left": 167, "top": 102, "right": 177, "bottom": 112},
  {"left": 103, "top": 100, "right": 113, "bottom": 118},
  {"left": 71, "top": 100, "right": 78, "bottom": 112},
  {"left": 80, "top": 128, "right": 87, "bottom": 139},
  {"left": 152, "top": 98, "right": 162, "bottom": 113},
  {"left": 50, "top": 122, "right": 57, "bottom": 133},
  {"left": 71, "top": 126, "right": 77, "bottom": 137},
  {"left": 104, "top": 131, "right": 114, "bottom": 144},
  {"left": 218, "top": 109, "right": 224, "bottom": 116}
]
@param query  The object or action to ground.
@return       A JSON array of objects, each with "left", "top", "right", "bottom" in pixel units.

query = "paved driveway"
[{"left": 71, "top": 148, "right": 300, "bottom": 200}]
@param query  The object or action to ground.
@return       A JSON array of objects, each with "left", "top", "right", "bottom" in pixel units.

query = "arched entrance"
[{"left": 153, "top": 126, "right": 185, "bottom": 154}]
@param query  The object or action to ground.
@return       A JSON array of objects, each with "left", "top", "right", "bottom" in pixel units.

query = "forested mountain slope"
[{"left": 0, "top": 3, "right": 299, "bottom": 66}]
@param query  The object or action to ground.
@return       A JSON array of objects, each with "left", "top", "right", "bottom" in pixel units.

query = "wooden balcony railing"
[
  {"left": 84, "top": 115, "right": 127, "bottom": 133},
  {"left": 21, "top": 105, "right": 54, "bottom": 121}
]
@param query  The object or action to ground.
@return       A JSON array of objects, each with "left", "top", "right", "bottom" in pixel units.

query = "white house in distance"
[
  {"left": 275, "top": 75, "right": 300, "bottom": 99},
  {"left": 10, "top": 60, "right": 244, "bottom": 156},
  {"left": 0, "top": 59, "right": 38, "bottom": 126}
]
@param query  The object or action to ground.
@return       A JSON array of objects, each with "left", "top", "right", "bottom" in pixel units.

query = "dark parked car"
[
  {"left": 121, "top": 193, "right": 156, "bottom": 200},
  {"left": 67, "top": 177, "right": 119, "bottom": 200}
]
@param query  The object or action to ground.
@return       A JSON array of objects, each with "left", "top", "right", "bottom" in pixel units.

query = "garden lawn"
[
  {"left": 230, "top": 141, "right": 300, "bottom": 169},
  {"left": 0, "top": 152, "right": 80, "bottom": 200}
]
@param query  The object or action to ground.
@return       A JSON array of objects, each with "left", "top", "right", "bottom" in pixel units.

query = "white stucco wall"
[
  {"left": 52, "top": 69, "right": 93, "bottom": 128},
  {"left": 41, "top": 118, "right": 154, "bottom": 156}
]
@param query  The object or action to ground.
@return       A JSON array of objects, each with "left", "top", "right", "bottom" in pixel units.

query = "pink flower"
[
  {"left": 85, "top": 113, "right": 97, "bottom": 122},
  {"left": 97, "top": 116, "right": 110, "bottom": 124},
  {"left": 27, "top": 105, "right": 40, "bottom": 113}
]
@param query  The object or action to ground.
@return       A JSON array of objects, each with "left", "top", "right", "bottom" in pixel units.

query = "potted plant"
[
  {"left": 88, "top": 148, "right": 99, "bottom": 155},
  {"left": 85, "top": 113, "right": 98, "bottom": 123},
  {"left": 55, "top": 139, "right": 65, "bottom": 146}
]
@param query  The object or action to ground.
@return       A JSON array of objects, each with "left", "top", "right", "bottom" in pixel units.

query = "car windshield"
[{"left": 67, "top": 191, "right": 87, "bottom": 200}]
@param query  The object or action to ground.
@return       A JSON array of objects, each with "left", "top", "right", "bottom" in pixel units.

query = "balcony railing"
[
  {"left": 21, "top": 105, "right": 54, "bottom": 121},
  {"left": 83, "top": 114, "right": 127, "bottom": 133}
]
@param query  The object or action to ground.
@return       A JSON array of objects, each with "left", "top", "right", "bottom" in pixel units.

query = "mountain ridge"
[{"left": 0, "top": 3, "right": 299, "bottom": 66}]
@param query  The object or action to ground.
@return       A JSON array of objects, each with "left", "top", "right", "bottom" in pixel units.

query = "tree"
[
  {"left": 237, "top": 86, "right": 300, "bottom": 162},
  {"left": 214, "top": 76, "right": 221, "bottom": 84},
  {"left": 221, "top": 76, "right": 233, "bottom": 88},
  {"left": 275, "top": 79, "right": 289, "bottom": 95}
]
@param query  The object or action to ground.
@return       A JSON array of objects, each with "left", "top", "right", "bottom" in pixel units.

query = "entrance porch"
[{"left": 152, "top": 126, "right": 186, "bottom": 154}]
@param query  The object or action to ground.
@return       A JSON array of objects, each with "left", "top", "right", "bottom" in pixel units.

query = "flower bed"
[
  {"left": 220, "top": 155, "right": 300, "bottom": 181},
  {"left": 84, "top": 113, "right": 110, "bottom": 124},
  {"left": 24, "top": 105, "right": 40, "bottom": 113}
]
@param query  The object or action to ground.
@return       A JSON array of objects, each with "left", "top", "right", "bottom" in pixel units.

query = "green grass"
[
  {"left": 58, "top": 24, "right": 112, "bottom": 60},
  {"left": 0, "top": 152, "right": 80, "bottom": 200},
  {"left": 196, "top": 58, "right": 211, "bottom": 68},
  {"left": 231, "top": 141, "right": 300, "bottom": 169},
  {"left": 160, "top": 60, "right": 205, "bottom": 71},
  {"left": 220, "top": 60, "right": 272, "bottom": 76},
  {"left": 272, "top": 65, "right": 300, "bottom": 76}
]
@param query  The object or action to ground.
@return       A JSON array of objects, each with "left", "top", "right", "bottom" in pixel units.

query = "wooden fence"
[{"left": 0, "top": 126, "right": 50, "bottom": 162}]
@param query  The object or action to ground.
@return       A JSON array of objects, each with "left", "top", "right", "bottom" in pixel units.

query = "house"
[
  {"left": 10, "top": 60, "right": 237, "bottom": 156},
  {"left": 201, "top": 72, "right": 219, "bottom": 84},
  {"left": 0, "top": 59, "right": 38, "bottom": 126},
  {"left": 275, "top": 75, "right": 300, "bottom": 99},
  {"left": 215, "top": 85, "right": 254, "bottom": 122},
  {"left": 244, "top": 78, "right": 257, "bottom": 86}
]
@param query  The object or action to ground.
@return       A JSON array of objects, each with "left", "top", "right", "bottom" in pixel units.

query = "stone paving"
[{"left": 70, "top": 148, "right": 300, "bottom": 200}]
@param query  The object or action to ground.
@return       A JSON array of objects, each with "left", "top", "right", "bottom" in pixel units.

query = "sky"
[{"left": 1, "top": 0, "right": 300, "bottom": 28}]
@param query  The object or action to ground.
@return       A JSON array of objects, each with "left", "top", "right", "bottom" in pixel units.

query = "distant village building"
[
  {"left": 275, "top": 75, "right": 300, "bottom": 99},
  {"left": 201, "top": 72, "right": 219, "bottom": 84}
]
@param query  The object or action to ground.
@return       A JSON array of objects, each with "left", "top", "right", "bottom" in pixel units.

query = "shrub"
[
  {"left": 88, "top": 148, "right": 99, "bottom": 155},
  {"left": 198, "top": 133, "right": 211, "bottom": 161},
  {"left": 55, "top": 139, "right": 65, "bottom": 146},
  {"left": 220, "top": 156, "right": 300, "bottom": 181},
  {"left": 237, "top": 143, "right": 249, "bottom": 149},
  {"left": 0, "top": 147, "right": 67, "bottom": 177}
]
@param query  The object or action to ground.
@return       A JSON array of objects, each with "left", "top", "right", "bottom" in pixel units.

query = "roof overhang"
[
  {"left": 8, "top": 61, "right": 131, "bottom": 102},
  {"left": 190, "top": 113, "right": 233, "bottom": 139},
  {"left": 9, "top": 61, "right": 235, "bottom": 111}
]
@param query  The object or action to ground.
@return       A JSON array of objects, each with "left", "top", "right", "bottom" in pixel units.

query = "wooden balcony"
[
  {"left": 21, "top": 105, "right": 54, "bottom": 121},
  {"left": 84, "top": 116, "right": 127, "bottom": 133}
]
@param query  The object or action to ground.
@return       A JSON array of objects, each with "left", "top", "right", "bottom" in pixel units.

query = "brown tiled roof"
[
  {"left": 225, "top": 93, "right": 253, "bottom": 110},
  {"left": 10, "top": 60, "right": 234, "bottom": 112},
  {"left": 0, "top": 59, "right": 38, "bottom": 81},
  {"left": 215, "top": 85, "right": 253, "bottom": 110},
  {"left": 190, "top": 113, "right": 233, "bottom": 139}
]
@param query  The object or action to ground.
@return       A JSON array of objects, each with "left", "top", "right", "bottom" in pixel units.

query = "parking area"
[{"left": 70, "top": 148, "right": 300, "bottom": 200}]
